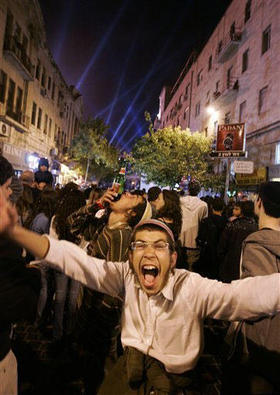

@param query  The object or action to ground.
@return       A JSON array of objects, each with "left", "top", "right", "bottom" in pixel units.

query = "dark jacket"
[
  {"left": 196, "top": 214, "right": 228, "bottom": 278},
  {"left": 218, "top": 216, "right": 258, "bottom": 282},
  {"left": 34, "top": 170, "right": 53, "bottom": 185},
  {"left": 0, "top": 240, "right": 41, "bottom": 360},
  {"left": 240, "top": 228, "right": 280, "bottom": 388}
]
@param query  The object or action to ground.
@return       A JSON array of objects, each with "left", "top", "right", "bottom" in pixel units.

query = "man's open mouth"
[{"left": 141, "top": 265, "right": 159, "bottom": 288}]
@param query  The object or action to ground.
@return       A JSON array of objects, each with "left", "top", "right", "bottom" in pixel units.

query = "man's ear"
[
  {"left": 170, "top": 251, "right": 177, "bottom": 269},
  {"left": 127, "top": 208, "right": 136, "bottom": 217}
]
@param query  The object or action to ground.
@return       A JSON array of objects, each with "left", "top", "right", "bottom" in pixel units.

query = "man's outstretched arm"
[{"left": 9, "top": 225, "right": 50, "bottom": 259}]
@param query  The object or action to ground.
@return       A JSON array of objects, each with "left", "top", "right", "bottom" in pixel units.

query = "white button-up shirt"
[{"left": 44, "top": 236, "right": 280, "bottom": 374}]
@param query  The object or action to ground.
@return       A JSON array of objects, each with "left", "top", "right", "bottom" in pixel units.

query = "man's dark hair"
[
  {"left": 0, "top": 155, "right": 14, "bottom": 186},
  {"left": 258, "top": 182, "right": 280, "bottom": 218},
  {"left": 212, "top": 197, "right": 224, "bottom": 212},
  {"left": 148, "top": 186, "right": 161, "bottom": 202},
  {"left": 188, "top": 180, "right": 201, "bottom": 196},
  {"left": 239, "top": 200, "right": 255, "bottom": 218},
  {"left": 130, "top": 223, "right": 175, "bottom": 252}
]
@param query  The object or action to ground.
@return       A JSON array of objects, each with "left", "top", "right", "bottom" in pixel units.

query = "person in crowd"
[
  {"left": 50, "top": 189, "right": 86, "bottom": 344},
  {"left": 223, "top": 182, "right": 280, "bottom": 394},
  {"left": 218, "top": 200, "right": 258, "bottom": 282},
  {"left": 27, "top": 190, "right": 57, "bottom": 326},
  {"left": 224, "top": 197, "right": 236, "bottom": 219},
  {"left": 34, "top": 158, "right": 53, "bottom": 187},
  {"left": 196, "top": 197, "right": 227, "bottom": 279},
  {"left": 20, "top": 170, "right": 34, "bottom": 187},
  {"left": 67, "top": 188, "right": 153, "bottom": 393},
  {"left": 179, "top": 180, "right": 208, "bottom": 270},
  {"left": 228, "top": 201, "right": 242, "bottom": 222},
  {"left": 147, "top": 186, "right": 161, "bottom": 204},
  {"left": 2, "top": 205, "right": 280, "bottom": 394},
  {"left": 0, "top": 156, "right": 40, "bottom": 395}
]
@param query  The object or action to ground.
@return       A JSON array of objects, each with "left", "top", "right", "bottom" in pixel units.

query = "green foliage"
[
  {"left": 132, "top": 125, "right": 211, "bottom": 188},
  {"left": 71, "top": 118, "right": 119, "bottom": 181}
]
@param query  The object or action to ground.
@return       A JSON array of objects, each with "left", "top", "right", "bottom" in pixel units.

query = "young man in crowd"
[
  {"left": 1, "top": 188, "right": 280, "bottom": 394},
  {"left": 0, "top": 156, "right": 40, "bottom": 395},
  {"left": 224, "top": 182, "right": 280, "bottom": 394},
  {"left": 180, "top": 180, "right": 208, "bottom": 270}
]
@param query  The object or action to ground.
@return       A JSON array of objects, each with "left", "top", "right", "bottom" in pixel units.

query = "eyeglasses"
[{"left": 130, "top": 241, "right": 169, "bottom": 251}]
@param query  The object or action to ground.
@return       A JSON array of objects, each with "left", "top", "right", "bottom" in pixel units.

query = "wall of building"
[
  {"left": 156, "top": 0, "right": 280, "bottom": 180},
  {"left": 0, "top": 0, "right": 83, "bottom": 175}
]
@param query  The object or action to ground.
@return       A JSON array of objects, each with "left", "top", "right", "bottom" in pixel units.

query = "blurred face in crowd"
[
  {"left": 40, "top": 165, "right": 48, "bottom": 172},
  {"left": 38, "top": 182, "right": 47, "bottom": 190},
  {"left": 129, "top": 228, "right": 177, "bottom": 296},
  {"left": 110, "top": 192, "right": 144, "bottom": 213},
  {"left": 233, "top": 205, "right": 241, "bottom": 217},
  {"left": 0, "top": 177, "right": 12, "bottom": 200},
  {"left": 151, "top": 192, "right": 165, "bottom": 212}
]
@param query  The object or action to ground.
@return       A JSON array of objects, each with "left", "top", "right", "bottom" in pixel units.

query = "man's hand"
[
  {"left": 98, "top": 188, "right": 118, "bottom": 207},
  {"left": 0, "top": 187, "right": 18, "bottom": 235}
]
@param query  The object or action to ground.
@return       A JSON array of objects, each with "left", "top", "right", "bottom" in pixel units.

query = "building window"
[
  {"left": 44, "top": 114, "right": 48, "bottom": 134},
  {"left": 183, "top": 107, "right": 189, "bottom": 124},
  {"left": 227, "top": 66, "right": 233, "bottom": 89},
  {"left": 204, "top": 127, "right": 208, "bottom": 137},
  {"left": 41, "top": 67, "right": 46, "bottom": 87},
  {"left": 224, "top": 112, "right": 231, "bottom": 124},
  {"left": 31, "top": 102, "right": 37, "bottom": 125},
  {"left": 197, "top": 70, "right": 203, "bottom": 86},
  {"left": 51, "top": 82, "right": 55, "bottom": 100},
  {"left": 184, "top": 84, "right": 190, "bottom": 100},
  {"left": 258, "top": 86, "right": 268, "bottom": 114},
  {"left": 244, "top": 0, "right": 252, "bottom": 23},
  {"left": 15, "top": 87, "right": 23, "bottom": 115},
  {"left": 242, "top": 49, "right": 249, "bottom": 72},
  {"left": 35, "top": 59, "right": 41, "bottom": 80},
  {"left": 47, "top": 76, "right": 52, "bottom": 90},
  {"left": 195, "top": 102, "right": 200, "bottom": 117},
  {"left": 230, "top": 22, "right": 235, "bottom": 40},
  {"left": 7, "top": 79, "right": 15, "bottom": 111},
  {"left": 217, "top": 40, "right": 223, "bottom": 54},
  {"left": 275, "top": 142, "right": 280, "bottom": 164},
  {"left": 262, "top": 25, "right": 271, "bottom": 55},
  {"left": 239, "top": 100, "right": 247, "bottom": 122},
  {"left": 0, "top": 70, "right": 7, "bottom": 103},
  {"left": 206, "top": 90, "right": 210, "bottom": 105},
  {"left": 208, "top": 55, "right": 212, "bottom": 71},
  {"left": 37, "top": 107, "right": 42, "bottom": 129},
  {"left": 48, "top": 118, "right": 52, "bottom": 137}
]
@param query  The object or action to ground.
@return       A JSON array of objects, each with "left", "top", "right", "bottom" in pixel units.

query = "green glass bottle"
[{"left": 112, "top": 157, "right": 126, "bottom": 200}]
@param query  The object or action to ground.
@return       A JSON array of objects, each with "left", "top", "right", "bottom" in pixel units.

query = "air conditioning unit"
[{"left": 0, "top": 121, "right": 11, "bottom": 137}]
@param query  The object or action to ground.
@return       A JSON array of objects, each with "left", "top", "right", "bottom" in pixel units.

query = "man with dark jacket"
[
  {"left": 0, "top": 155, "right": 40, "bottom": 394},
  {"left": 34, "top": 157, "right": 53, "bottom": 187},
  {"left": 196, "top": 197, "right": 227, "bottom": 279}
]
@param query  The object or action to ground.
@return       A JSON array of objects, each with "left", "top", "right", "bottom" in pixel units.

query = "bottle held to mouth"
[{"left": 112, "top": 157, "right": 126, "bottom": 201}]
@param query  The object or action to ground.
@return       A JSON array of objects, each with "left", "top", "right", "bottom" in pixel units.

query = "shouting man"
[{"left": 1, "top": 188, "right": 280, "bottom": 394}]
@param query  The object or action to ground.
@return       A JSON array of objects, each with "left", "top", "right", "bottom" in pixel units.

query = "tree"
[
  {"left": 71, "top": 118, "right": 119, "bottom": 182},
  {"left": 132, "top": 125, "right": 211, "bottom": 188}
]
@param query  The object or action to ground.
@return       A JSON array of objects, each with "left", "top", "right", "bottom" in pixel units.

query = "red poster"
[{"left": 216, "top": 123, "right": 245, "bottom": 152}]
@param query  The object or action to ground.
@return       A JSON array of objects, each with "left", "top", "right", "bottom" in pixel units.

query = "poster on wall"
[{"left": 211, "top": 123, "right": 246, "bottom": 158}]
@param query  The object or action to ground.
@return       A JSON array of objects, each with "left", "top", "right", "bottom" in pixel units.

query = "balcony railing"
[
  {"left": 216, "top": 30, "right": 242, "bottom": 63},
  {"left": 4, "top": 35, "right": 34, "bottom": 80},
  {"left": 6, "top": 107, "right": 30, "bottom": 129}
]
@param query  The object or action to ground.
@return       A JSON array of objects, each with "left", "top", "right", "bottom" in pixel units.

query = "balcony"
[
  {"left": 3, "top": 35, "right": 34, "bottom": 81},
  {"left": 216, "top": 30, "right": 242, "bottom": 63}
]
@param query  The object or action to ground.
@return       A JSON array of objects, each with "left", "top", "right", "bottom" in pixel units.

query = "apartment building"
[
  {"left": 155, "top": 0, "right": 280, "bottom": 184},
  {"left": 0, "top": 0, "right": 83, "bottom": 180}
]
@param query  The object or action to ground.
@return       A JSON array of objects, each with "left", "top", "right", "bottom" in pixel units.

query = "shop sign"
[
  {"left": 236, "top": 167, "right": 267, "bottom": 185},
  {"left": 233, "top": 161, "right": 254, "bottom": 174},
  {"left": 211, "top": 123, "right": 245, "bottom": 158}
]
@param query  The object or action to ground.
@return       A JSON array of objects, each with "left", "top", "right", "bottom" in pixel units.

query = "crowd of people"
[{"left": 0, "top": 153, "right": 280, "bottom": 394}]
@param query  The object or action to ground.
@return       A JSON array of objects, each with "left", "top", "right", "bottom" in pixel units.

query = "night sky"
[{"left": 39, "top": 0, "right": 232, "bottom": 151}]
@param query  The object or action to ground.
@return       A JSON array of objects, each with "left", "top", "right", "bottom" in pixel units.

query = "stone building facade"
[
  {"left": 0, "top": 0, "right": 83, "bottom": 181},
  {"left": 155, "top": 0, "right": 280, "bottom": 184}
]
